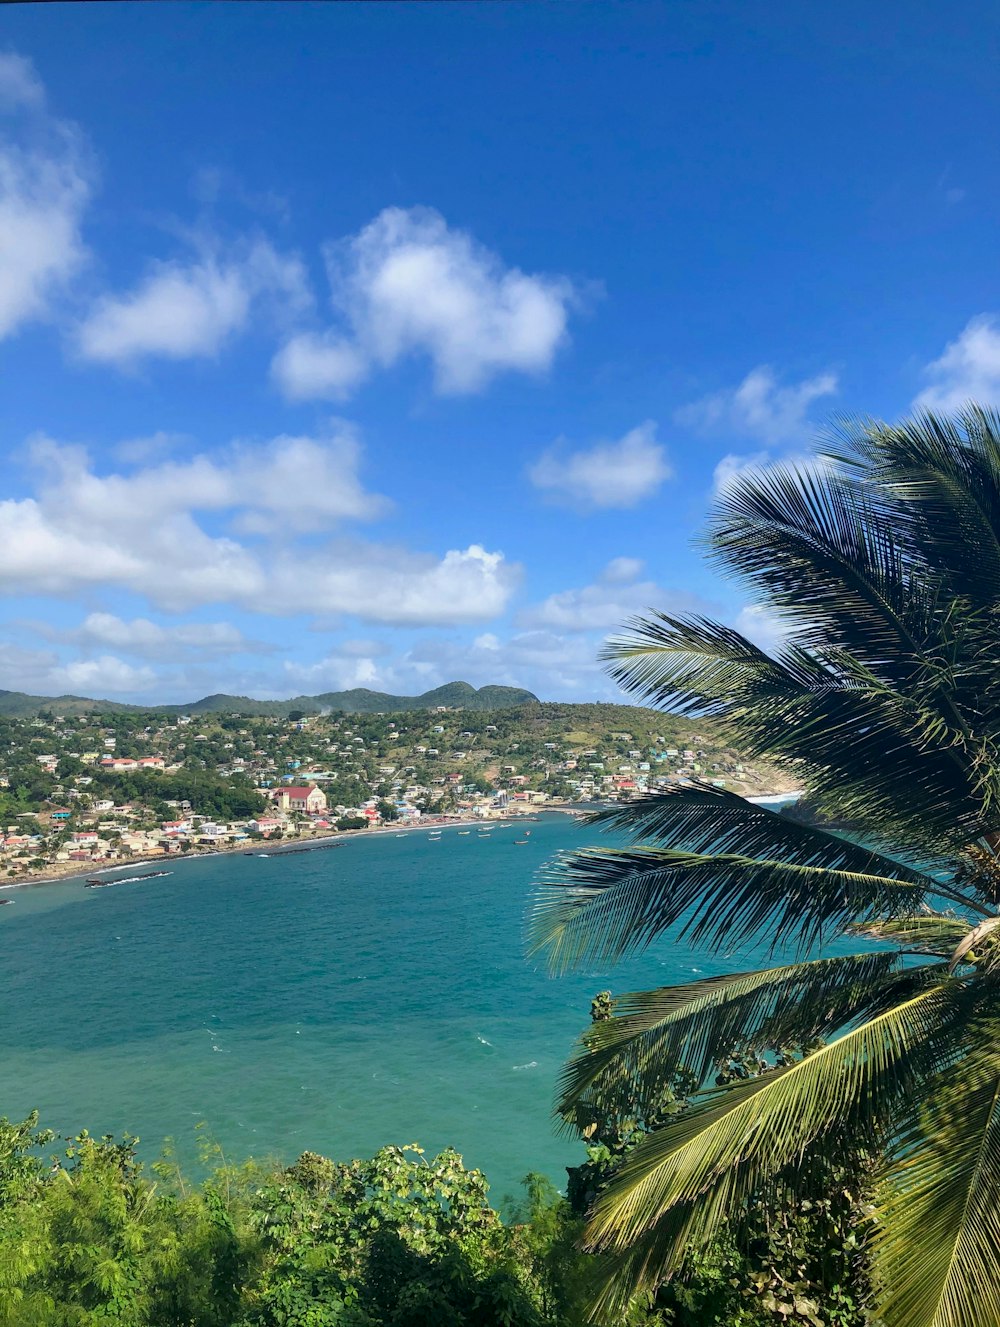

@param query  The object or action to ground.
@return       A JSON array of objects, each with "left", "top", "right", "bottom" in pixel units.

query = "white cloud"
[
  {"left": 528, "top": 421, "right": 671, "bottom": 510},
  {"left": 59, "top": 613, "right": 276, "bottom": 661},
  {"left": 0, "top": 431, "right": 518, "bottom": 625},
  {"left": 30, "top": 421, "right": 386, "bottom": 537},
  {"left": 519, "top": 557, "right": 711, "bottom": 633},
  {"left": 48, "top": 655, "right": 157, "bottom": 695},
  {"left": 269, "top": 542, "right": 519, "bottom": 625},
  {"left": 601, "top": 556, "right": 645, "bottom": 585},
  {"left": 712, "top": 449, "right": 770, "bottom": 495},
  {"left": 914, "top": 315, "right": 1000, "bottom": 413},
  {"left": 0, "top": 52, "right": 91, "bottom": 340},
  {"left": 272, "top": 206, "right": 576, "bottom": 399},
  {"left": 677, "top": 365, "right": 838, "bottom": 446},
  {"left": 0, "top": 52, "right": 45, "bottom": 111},
  {"left": 0, "top": 642, "right": 155, "bottom": 697},
  {"left": 77, "top": 239, "right": 310, "bottom": 365},
  {"left": 270, "top": 331, "right": 368, "bottom": 401}
]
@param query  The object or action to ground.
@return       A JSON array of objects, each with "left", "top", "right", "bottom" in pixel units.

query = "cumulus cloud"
[
  {"left": 712, "top": 449, "right": 770, "bottom": 495},
  {"left": 270, "top": 331, "right": 368, "bottom": 402},
  {"left": 0, "top": 431, "right": 518, "bottom": 625},
  {"left": 272, "top": 206, "right": 576, "bottom": 399},
  {"left": 0, "top": 642, "right": 155, "bottom": 697},
  {"left": 519, "top": 557, "right": 711, "bottom": 633},
  {"left": 77, "top": 239, "right": 310, "bottom": 365},
  {"left": 677, "top": 365, "right": 837, "bottom": 446},
  {"left": 914, "top": 315, "right": 1000, "bottom": 413},
  {"left": 51, "top": 613, "right": 277, "bottom": 661},
  {"left": 528, "top": 421, "right": 672, "bottom": 510},
  {"left": 0, "top": 52, "right": 91, "bottom": 340}
]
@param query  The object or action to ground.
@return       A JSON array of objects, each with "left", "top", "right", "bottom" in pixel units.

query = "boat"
[
  {"left": 514, "top": 839, "right": 529, "bottom": 845},
  {"left": 0, "top": 898, "right": 11, "bottom": 906},
  {"left": 458, "top": 830, "right": 470, "bottom": 835}
]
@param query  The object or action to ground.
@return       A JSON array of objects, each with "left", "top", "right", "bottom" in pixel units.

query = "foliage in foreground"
[
  {"left": 0, "top": 1117, "right": 595, "bottom": 1327},
  {"left": 530, "top": 407, "right": 1000, "bottom": 1327},
  {"left": 0, "top": 1108, "right": 882, "bottom": 1327}
]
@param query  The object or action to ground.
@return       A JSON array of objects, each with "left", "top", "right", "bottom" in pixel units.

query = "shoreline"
[
  {"left": 0, "top": 809, "right": 559, "bottom": 894},
  {"left": 0, "top": 791, "right": 802, "bottom": 895}
]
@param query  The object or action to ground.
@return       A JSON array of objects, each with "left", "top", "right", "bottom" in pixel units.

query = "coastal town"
[{"left": 0, "top": 700, "right": 793, "bottom": 886}]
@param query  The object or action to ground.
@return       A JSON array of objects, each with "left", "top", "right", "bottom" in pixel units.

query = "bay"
[{"left": 0, "top": 815, "right": 750, "bottom": 1200}]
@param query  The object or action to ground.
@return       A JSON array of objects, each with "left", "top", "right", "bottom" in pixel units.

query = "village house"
[{"left": 274, "top": 785, "right": 328, "bottom": 814}]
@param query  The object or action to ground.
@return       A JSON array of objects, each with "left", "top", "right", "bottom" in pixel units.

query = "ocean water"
[{"left": 0, "top": 816, "right": 752, "bottom": 1200}]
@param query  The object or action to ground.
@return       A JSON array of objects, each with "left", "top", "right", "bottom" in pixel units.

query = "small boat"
[
  {"left": 458, "top": 830, "right": 470, "bottom": 835},
  {"left": 514, "top": 839, "right": 529, "bottom": 845},
  {"left": 0, "top": 898, "right": 11, "bottom": 906}
]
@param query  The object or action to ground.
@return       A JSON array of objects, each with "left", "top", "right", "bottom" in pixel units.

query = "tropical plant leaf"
[
  {"left": 874, "top": 1037, "right": 1000, "bottom": 1327},
  {"left": 584, "top": 982, "right": 967, "bottom": 1253},
  {"left": 600, "top": 614, "right": 999, "bottom": 853},
  {"left": 557, "top": 952, "right": 904, "bottom": 1119},
  {"left": 528, "top": 846, "right": 929, "bottom": 974},
  {"left": 586, "top": 783, "right": 952, "bottom": 887},
  {"left": 843, "top": 406, "right": 1000, "bottom": 617},
  {"left": 850, "top": 914, "right": 973, "bottom": 956},
  {"left": 704, "top": 461, "right": 931, "bottom": 675}
]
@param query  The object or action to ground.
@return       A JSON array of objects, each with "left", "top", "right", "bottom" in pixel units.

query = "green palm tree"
[{"left": 528, "top": 406, "right": 1000, "bottom": 1327}]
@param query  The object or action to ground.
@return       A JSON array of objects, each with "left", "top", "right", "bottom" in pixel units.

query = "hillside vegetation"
[{"left": 0, "top": 681, "right": 537, "bottom": 719}]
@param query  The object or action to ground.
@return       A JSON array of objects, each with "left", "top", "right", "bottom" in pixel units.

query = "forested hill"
[{"left": 0, "top": 681, "right": 538, "bottom": 718}]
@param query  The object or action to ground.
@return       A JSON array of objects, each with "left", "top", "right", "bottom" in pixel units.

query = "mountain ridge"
[{"left": 0, "top": 681, "right": 538, "bottom": 719}]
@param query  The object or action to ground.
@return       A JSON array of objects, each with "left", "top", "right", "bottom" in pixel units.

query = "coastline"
[
  {"left": 0, "top": 791, "right": 802, "bottom": 896},
  {"left": 0, "top": 808, "right": 563, "bottom": 894}
]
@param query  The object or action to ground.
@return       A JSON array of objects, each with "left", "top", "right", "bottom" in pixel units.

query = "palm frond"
[
  {"left": 584, "top": 982, "right": 967, "bottom": 1254},
  {"left": 557, "top": 952, "right": 904, "bottom": 1120},
  {"left": 601, "top": 615, "right": 998, "bottom": 853},
  {"left": 845, "top": 406, "right": 1000, "bottom": 616},
  {"left": 585, "top": 783, "right": 950, "bottom": 884},
  {"left": 704, "top": 461, "right": 935, "bottom": 679},
  {"left": 875, "top": 1037, "right": 1000, "bottom": 1327},
  {"left": 528, "top": 846, "right": 929, "bottom": 974},
  {"left": 850, "top": 914, "right": 973, "bottom": 956}
]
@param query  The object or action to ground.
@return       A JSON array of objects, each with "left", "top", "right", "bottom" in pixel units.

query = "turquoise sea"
[{"left": 0, "top": 815, "right": 754, "bottom": 1200}]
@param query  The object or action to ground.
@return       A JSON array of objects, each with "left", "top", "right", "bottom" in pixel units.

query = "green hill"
[{"left": 0, "top": 682, "right": 538, "bottom": 719}]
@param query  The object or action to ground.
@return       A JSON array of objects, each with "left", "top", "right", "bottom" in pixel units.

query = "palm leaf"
[
  {"left": 529, "top": 847, "right": 929, "bottom": 974},
  {"left": 586, "top": 783, "right": 952, "bottom": 886},
  {"left": 850, "top": 914, "right": 973, "bottom": 956},
  {"left": 557, "top": 952, "right": 903, "bottom": 1120},
  {"left": 874, "top": 1037, "right": 1000, "bottom": 1327},
  {"left": 584, "top": 982, "right": 967, "bottom": 1255},
  {"left": 844, "top": 407, "right": 1000, "bottom": 616},
  {"left": 601, "top": 615, "right": 998, "bottom": 853},
  {"left": 704, "top": 461, "right": 933, "bottom": 675}
]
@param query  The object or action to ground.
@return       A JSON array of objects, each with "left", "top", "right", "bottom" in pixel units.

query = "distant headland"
[{"left": 0, "top": 680, "right": 539, "bottom": 719}]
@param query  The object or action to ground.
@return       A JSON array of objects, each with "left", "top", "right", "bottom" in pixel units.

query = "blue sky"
[{"left": 0, "top": 2, "right": 998, "bottom": 703}]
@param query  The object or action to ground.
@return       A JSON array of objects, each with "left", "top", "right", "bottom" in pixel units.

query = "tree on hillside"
[{"left": 529, "top": 407, "right": 1000, "bottom": 1327}]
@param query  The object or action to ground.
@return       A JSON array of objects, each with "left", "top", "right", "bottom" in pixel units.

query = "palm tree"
[{"left": 528, "top": 407, "right": 1000, "bottom": 1327}]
